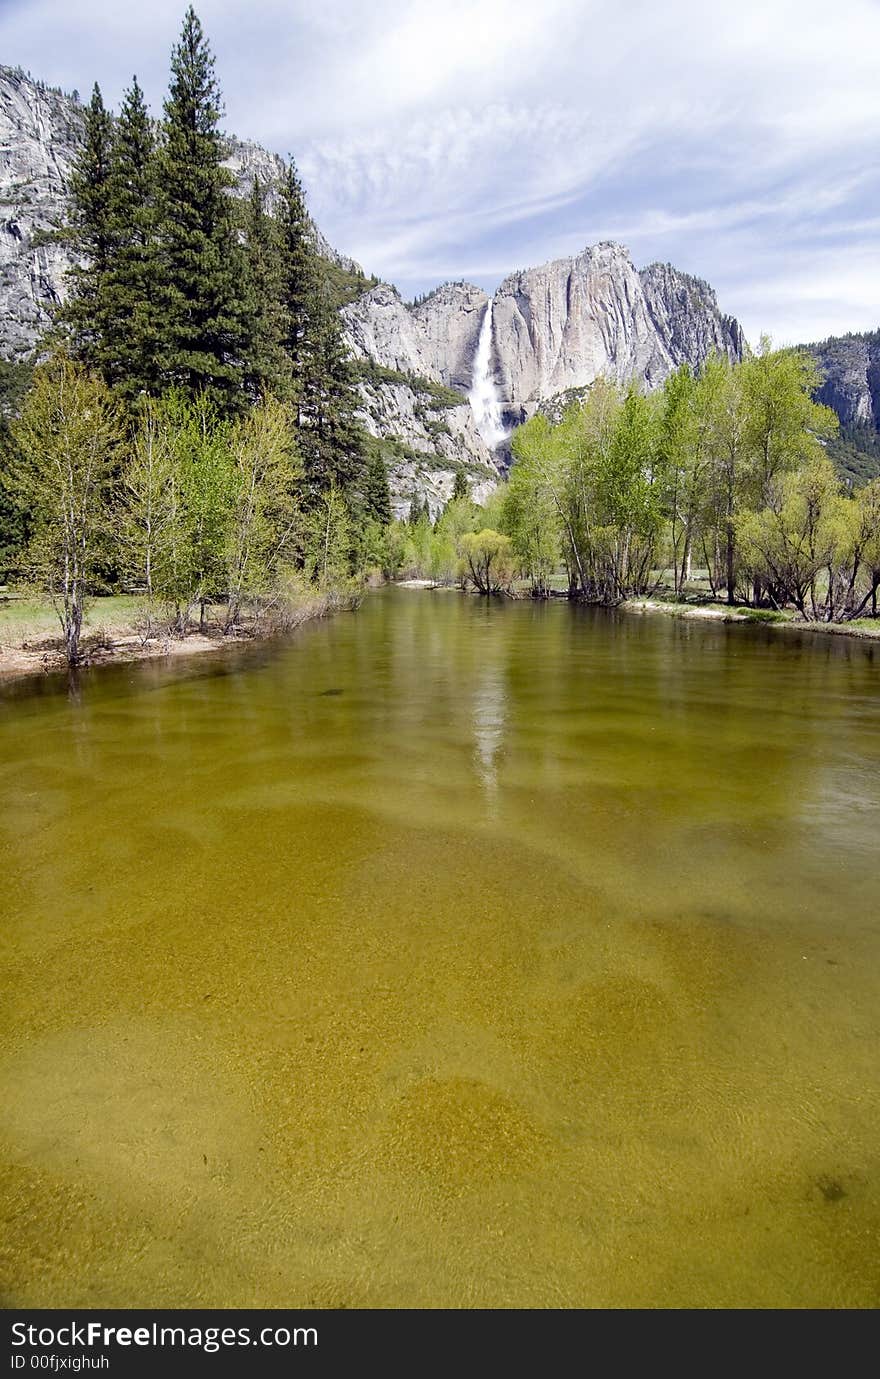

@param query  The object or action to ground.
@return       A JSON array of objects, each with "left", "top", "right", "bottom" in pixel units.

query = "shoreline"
[
  {"left": 0, "top": 598, "right": 338, "bottom": 684},
  {"left": 622, "top": 597, "right": 880, "bottom": 640},
  {"left": 0, "top": 630, "right": 228, "bottom": 683},
  {"left": 398, "top": 580, "right": 880, "bottom": 642},
  {"left": 3, "top": 586, "right": 877, "bottom": 685}
]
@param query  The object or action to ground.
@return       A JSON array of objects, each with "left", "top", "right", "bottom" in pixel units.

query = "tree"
[
  {"left": 452, "top": 465, "right": 470, "bottom": 501},
  {"left": 157, "top": 7, "right": 247, "bottom": 411},
  {"left": 736, "top": 454, "right": 851, "bottom": 619},
  {"left": 700, "top": 354, "right": 748, "bottom": 604},
  {"left": 301, "top": 483, "right": 351, "bottom": 592},
  {"left": 0, "top": 360, "right": 34, "bottom": 581},
  {"left": 459, "top": 529, "right": 515, "bottom": 595},
  {"left": 169, "top": 392, "right": 237, "bottom": 631},
  {"left": 118, "top": 397, "right": 176, "bottom": 600},
  {"left": 102, "top": 76, "right": 165, "bottom": 399},
  {"left": 240, "top": 178, "right": 289, "bottom": 401},
  {"left": 277, "top": 160, "right": 316, "bottom": 387},
  {"left": 10, "top": 352, "right": 121, "bottom": 664},
  {"left": 364, "top": 446, "right": 392, "bottom": 525},
  {"left": 224, "top": 395, "right": 301, "bottom": 630},
  {"left": 741, "top": 341, "right": 837, "bottom": 503},
  {"left": 297, "top": 279, "right": 365, "bottom": 499},
  {"left": 502, "top": 428, "right": 559, "bottom": 595},
  {"left": 64, "top": 84, "right": 114, "bottom": 367},
  {"left": 740, "top": 340, "right": 838, "bottom": 604}
]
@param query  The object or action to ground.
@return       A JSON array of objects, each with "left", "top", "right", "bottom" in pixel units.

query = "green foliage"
[
  {"left": 101, "top": 76, "right": 165, "bottom": 398},
  {"left": 501, "top": 431, "right": 559, "bottom": 595},
  {"left": 224, "top": 395, "right": 301, "bottom": 627},
  {"left": 318, "top": 258, "right": 379, "bottom": 310},
  {"left": 9, "top": 351, "right": 122, "bottom": 662},
  {"left": 500, "top": 342, "right": 876, "bottom": 622},
  {"left": 157, "top": 7, "right": 248, "bottom": 412},
  {"left": 352, "top": 357, "right": 466, "bottom": 409},
  {"left": 459, "top": 529, "right": 515, "bottom": 595},
  {"left": 239, "top": 177, "right": 289, "bottom": 400},
  {"left": 827, "top": 425, "right": 880, "bottom": 487},
  {"left": 54, "top": 8, "right": 371, "bottom": 520},
  {"left": 452, "top": 466, "right": 470, "bottom": 502},
  {"left": 300, "top": 484, "right": 353, "bottom": 592},
  {"left": 63, "top": 83, "right": 114, "bottom": 363},
  {"left": 0, "top": 361, "right": 35, "bottom": 581},
  {"left": 119, "top": 392, "right": 306, "bottom": 631},
  {"left": 364, "top": 446, "right": 392, "bottom": 526}
]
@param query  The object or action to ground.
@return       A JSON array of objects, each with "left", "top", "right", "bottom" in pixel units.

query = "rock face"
[
  {"left": 807, "top": 331, "right": 880, "bottom": 431},
  {"left": 341, "top": 282, "right": 503, "bottom": 506},
  {"left": 340, "top": 246, "right": 745, "bottom": 506},
  {"left": 0, "top": 69, "right": 82, "bottom": 358},
  {"left": 490, "top": 243, "right": 744, "bottom": 421}
]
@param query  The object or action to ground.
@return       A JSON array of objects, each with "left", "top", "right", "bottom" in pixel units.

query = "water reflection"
[{"left": 472, "top": 659, "right": 507, "bottom": 810}]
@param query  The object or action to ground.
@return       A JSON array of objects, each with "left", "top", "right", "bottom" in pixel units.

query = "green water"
[{"left": 1, "top": 588, "right": 879, "bottom": 1308}]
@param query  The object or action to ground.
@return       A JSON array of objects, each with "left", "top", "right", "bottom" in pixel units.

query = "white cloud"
[{"left": 1, "top": 0, "right": 878, "bottom": 341}]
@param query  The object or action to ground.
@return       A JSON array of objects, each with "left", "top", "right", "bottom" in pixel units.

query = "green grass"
[
  {"left": 742, "top": 608, "right": 787, "bottom": 623},
  {"left": 0, "top": 594, "right": 144, "bottom": 645}
]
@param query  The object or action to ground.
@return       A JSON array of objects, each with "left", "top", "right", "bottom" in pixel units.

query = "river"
[{"left": 1, "top": 588, "right": 879, "bottom": 1306}]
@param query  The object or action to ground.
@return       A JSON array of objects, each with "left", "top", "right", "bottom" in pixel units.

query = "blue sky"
[{"left": 2, "top": 0, "right": 878, "bottom": 346}]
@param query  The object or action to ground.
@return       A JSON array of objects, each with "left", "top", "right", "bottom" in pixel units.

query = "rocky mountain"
[
  {"left": 342, "top": 245, "right": 745, "bottom": 511},
  {"left": 1, "top": 63, "right": 753, "bottom": 515},
  {"left": 805, "top": 329, "right": 880, "bottom": 485},
  {"left": 0, "top": 69, "right": 82, "bottom": 359},
  {"left": 807, "top": 330, "right": 880, "bottom": 430}
]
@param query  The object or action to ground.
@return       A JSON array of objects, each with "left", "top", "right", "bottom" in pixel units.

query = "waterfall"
[{"left": 469, "top": 299, "right": 508, "bottom": 449}]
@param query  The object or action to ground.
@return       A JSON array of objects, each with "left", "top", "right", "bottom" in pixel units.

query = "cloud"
[{"left": 1, "top": 0, "right": 878, "bottom": 343}]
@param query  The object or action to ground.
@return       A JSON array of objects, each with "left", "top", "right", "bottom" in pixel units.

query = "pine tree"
[
  {"left": 103, "top": 76, "right": 164, "bottom": 399},
  {"left": 240, "top": 177, "right": 289, "bottom": 401},
  {"left": 64, "top": 83, "right": 114, "bottom": 365},
  {"left": 297, "top": 278, "right": 365, "bottom": 499},
  {"left": 277, "top": 160, "right": 316, "bottom": 391},
  {"left": 157, "top": 7, "right": 247, "bottom": 412},
  {"left": 452, "top": 465, "right": 469, "bottom": 501},
  {"left": 408, "top": 493, "right": 422, "bottom": 526},
  {"left": 364, "top": 447, "right": 392, "bottom": 525}
]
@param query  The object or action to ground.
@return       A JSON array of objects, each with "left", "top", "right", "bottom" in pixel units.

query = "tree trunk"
[{"left": 726, "top": 521, "right": 736, "bottom": 606}]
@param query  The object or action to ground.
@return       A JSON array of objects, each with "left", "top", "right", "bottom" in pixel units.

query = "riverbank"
[
  {"left": 397, "top": 580, "right": 880, "bottom": 641},
  {"left": 0, "top": 592, "right": 340, "bottom": 682},
  {"left": 624, "top": 597, "right": 880, "bottom": 640}
]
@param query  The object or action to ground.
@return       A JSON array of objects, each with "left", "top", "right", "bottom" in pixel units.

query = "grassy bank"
[
  {"left": 0, "top": 589, "right": 343, "bottom": 681},
  {"left": 621, "top": 594, "right": 880, "bottom": 639}
]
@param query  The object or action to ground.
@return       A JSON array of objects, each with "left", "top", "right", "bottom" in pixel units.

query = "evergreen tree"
[
  {"left": 103, "top": 76, "right": 164, "bottom": 399},
  {"left": 298, "top": 279, "right": 365, "bottom": 499},
  {"left": 452, "top": 465, "right": 469, "bottom": 501},
  {"left": 157, "top": 7, "right": 247, "bottom": 412},
  {"left": 240, "top": 177, "right": 289, "bottom": 400},
  {"left": 277, "top": 160, "right": 316, "bottom": 389},
  {"left": 64, "top": 83, "right": 114, "bottom": 365},
  {"left": 408, "top": 493, "right": 422, "bottom": 526},
  {"left": 364, "top": 447, "right": 392, "bottom": 526}
]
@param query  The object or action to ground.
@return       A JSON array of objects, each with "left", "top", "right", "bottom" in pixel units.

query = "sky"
[{"left": 2, "top": 0, "right": 878, "bottom": 347}]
